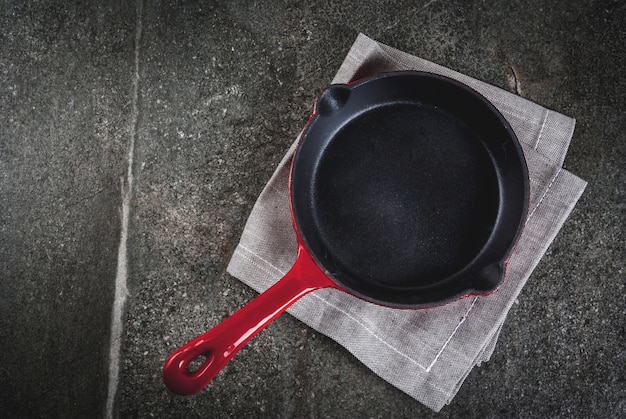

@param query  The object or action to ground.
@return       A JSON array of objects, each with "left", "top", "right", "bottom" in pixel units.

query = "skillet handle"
[{"left": 162, "top": 245, "right": 336, "bottom": 396}]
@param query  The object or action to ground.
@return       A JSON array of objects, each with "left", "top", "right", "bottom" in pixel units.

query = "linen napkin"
[{"left": 227, "top": 33, "right": 587, "bottom": 412}]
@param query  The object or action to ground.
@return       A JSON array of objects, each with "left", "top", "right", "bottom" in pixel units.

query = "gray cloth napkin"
[{"left": 227, "top": 33, "right": 587, "bottom": 412}]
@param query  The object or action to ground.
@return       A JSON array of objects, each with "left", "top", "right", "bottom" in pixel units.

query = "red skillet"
[{"left": 162, "top": 71, "right": 529, "bottom": 395}]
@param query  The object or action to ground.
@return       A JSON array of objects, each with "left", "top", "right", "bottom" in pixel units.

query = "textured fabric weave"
[{"left": 227, "top": 34, "right": 587, "bottom": 411}]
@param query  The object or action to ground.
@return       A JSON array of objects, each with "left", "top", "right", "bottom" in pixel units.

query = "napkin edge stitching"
[
  {"left": 234, "top": 246, "right": 435, "bottom": 370},
  {"left": 527, "top": 167, "right": 563, "bottom": 221},
  {"left": 425, "top": 297, "right": 478, "bottom": 372},
  {"left": 234, "top": 244, "right": 480, "bottom": 374},
  {"left": 534, "top": 108, "right": 550, "bottom": 150}
]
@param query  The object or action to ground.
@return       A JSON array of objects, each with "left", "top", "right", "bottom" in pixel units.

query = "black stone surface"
[{"left": 1, "top": 1, "right": 624, "bottom": 417}]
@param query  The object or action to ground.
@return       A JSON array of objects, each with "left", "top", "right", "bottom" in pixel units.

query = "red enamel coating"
[{"left": 162, "top": 243, "right": 339, "bottom": 395}]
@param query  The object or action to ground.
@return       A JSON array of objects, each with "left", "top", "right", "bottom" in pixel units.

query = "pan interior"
[{"left": 311, "top": 102, "right": 499, "bottom": 288}]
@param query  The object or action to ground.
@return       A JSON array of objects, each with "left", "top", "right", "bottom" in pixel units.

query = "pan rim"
[{"left": 290, "top": 71, "right": 529, "bottom": 308}]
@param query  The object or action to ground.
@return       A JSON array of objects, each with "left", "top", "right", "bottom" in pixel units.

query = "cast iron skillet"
[{"left": 162, "top": 71, "right": 529, "bottom": 395}]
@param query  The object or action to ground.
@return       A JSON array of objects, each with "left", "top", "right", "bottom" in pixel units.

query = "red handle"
[{"left": 162, "top": 245, "right": 337, "bottom": 395}]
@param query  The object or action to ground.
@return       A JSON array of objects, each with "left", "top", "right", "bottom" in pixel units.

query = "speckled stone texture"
[{"left": 1, "top": 1, "right": 624, "bottom": 417}]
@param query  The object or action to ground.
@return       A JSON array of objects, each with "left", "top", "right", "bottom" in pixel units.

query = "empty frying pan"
[{"left": 162, "top": 71, "right": 529, "bottom": 395}]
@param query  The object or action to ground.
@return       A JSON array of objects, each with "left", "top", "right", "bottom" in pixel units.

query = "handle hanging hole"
[{"left": 187, "top": 355, "right": 207, "bottom": 373}]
